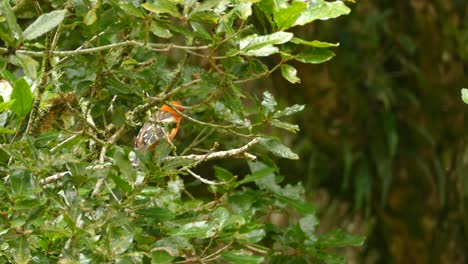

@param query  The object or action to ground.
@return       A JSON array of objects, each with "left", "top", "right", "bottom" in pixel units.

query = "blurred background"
[{"left": 264, "top": 1, "right": 467, "bottom": 263}]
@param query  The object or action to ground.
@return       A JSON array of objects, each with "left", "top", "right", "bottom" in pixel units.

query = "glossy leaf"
[
  {"left": 281, "top": 64, "right": 300, "bottom": 83},
  {"left": 23, "top": 10, "right": 67, "bottom": 40},
  {"left": 152, "top": 250, "right": 174, "bottom": 264},
  {"left": 294, "top": 47, "right": 335, "bottom": 64},
  {"left": 83, "top": 8, "right": 98, "bottom": 26},
  {"left": 118, "top": 2, "right": 145, "bottom": 18},
  {"left": 0, "top": 99, "right": 15, "bottom": 112},
  {"left": 12, "top": 237, "right": 31, "bottom": 264},
  {"left": 9, "top": 169, "right": 35, "bottom": 196},
  {"left": 11, "top": 54, "right": 39, "bottom": 79},
  {"left": 461, "top": 88, "right": 468, "bottom": 104},
  {"left": 274, "top": 1, "right": 307, "bottom": 30},
  {"left": 258, "top": 136, "right": 299, "bottom": 159},
  {"left": 150, "top": 22, "right": 173, "bottom": 38},
  {"left": 291, "top": 37, "right": 339, "bottom": 48},
  {"left": 10, "top": 78, "right": 33, "bottom": 118},
  {"left": 261, "top": 91, "right": 277, "bottom": 114},
  {"left": 273, "top": 104, "right": 305, "bottom": 118},
  {"left": 170, "top": 220, "right": 214, "bottom": 238},
  {"left": 214, "top": 165, "right": 235, "bottom": 181},
  {"left": 236, "top": 228, "right": 266, "bottom": 243},
  {"left": 221, "top": 251, "right": 264, "bottom": 264},
  {"left": 136, "top": 207, "right": 175, "bottom": 221},
  {"left": 0, "top": 127, "right": 15, "bottom": 134},
  {"left": 0, "top": 0, "right": 22, "bottom": 45},
  {"left": 239, "top": 166, "right": 276, "bottom": 185},
  {"left": 299, "top": 214, "right": 319, "bottom": 237},
  {"left": 239, "top": 32, "right": 293, "bottom": 53},
  {"left": 270, "top": 119, "right": 300, "bottom": 133},
  {"left": 142, "top": 1, "right": 180, "bottom": 17},
  {"left": 294, "top": 0, "right": 351, "bottom": 26}
]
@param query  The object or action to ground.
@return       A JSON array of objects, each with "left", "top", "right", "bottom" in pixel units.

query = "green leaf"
[
  {"left": 280, "top": 64, "right": 300, "bottom": 83},
  {"left": 261, "top": 91, "right": 277, "bottom": 114},
  {"left": 315, "top": 252, "right": 344, "bottom": 264},
  {"left": 152, "top": 250, "right": 174, "bottom": 264},
  {"left": 0, "top": 70, "right": 15, "bottom": 88},
  {"left": 109, "top": 174, "right": 132, "bottom": 193},
  {"left": 10, "top": 78, "right": 33, "bottom": 118},
  {"left": 291, "top": 37, "right": 339, "bottom": 47},
  {"left": 295, "top": 47, "right": 335, "bottom": 64},
  {"left": 248, "top": 161, "right": 281, "bottom": 193},
  {"left": 258, "top": 136, "right": 299, "bottom": 159},
  {"left": 239, "top": 31, "right": 293, "bottom": 54},
  {"left": 213, "top": 101, "right": 245, "bottom": 126},
  {"left": 0, "top": 127, "right": 15, "bottom": 134},
  {"left": 274, "top": 1, "right": 307, "bottom": 30},
  {"left": 241, "top": 45, "right": 279, "bottom": 57},
  {"left": 271, "top": 119, "right": 300, "bottom": 132},
  {"left": 299, "top": 214, "right": 319, "bottom": 237},
  {"left": 211, "top": 207, "right": 230, "bottom": 229},
  {"left": 214, "top": 166, "right": 235, "bottom": 182},
  {"left": 150, "top": 21, "right": 173, "bottom": 38},
  {"left": 461, "top": 88, "right": 468, "bottom": 104},
  {"left": 255, "top": 0, "right": 286, "bottom": 16},
  {"left": 190, "top": 22, "right": 212, "bottom": 41},
  {"left": 273, "top": 104, "right": 305, "bottom": 118},
  {"left": 277, "top": 195, "right": 315, "bottom": 215},
  {"left": 11, "top": 54, "right": 39, "bottom": 79},
  {"left": 118, "top": 2, "right": 145, "bottom": 18},
  {"left": 317, "top": 229, "right": 365, "bottom": 248},
  {"left": 294, "top": 0, "right": 351, "bottom": 26},
  {"left": 23, "top": 9, "right": 67, "bottom": 40},
  {"left": 0, "top": 0, "right": 23, "bottom": 45},
  {"left": 83, "top": 8, "right": 98, "bottom": 25},
  {"left": 172, "top": 208, "right": 229, "bottom": 238},
  {"left": 13, "top": 198, "right": 44, "bottom": 209},
  {"left": 170, "top": 220, "right": 214, "bottom": 238},
  {"left": 136, "top": 207, "right": 175, "bottom": 221},
  {"left": 221, "top": 251, "right": 264, "bottom": 264},
  {"left": 235, "top": 228, "right": 266, "bottom": 243},
  {"left": 109, "top": 227, "right": 134, "bottom": 255},
  {"left": 0, "top": 99, "right": 15, "bottom": 112},
  {"left": 189, "top": 0, "right": 225, "bottom": 15},
  {"left": 233, "top": 3, "right": 253, "bottom": 20},
  {"left": 239, "top": 166, "right": 276, "bottom": 185},
  {"left": 10, "top": 169, "right": 35, "bottom": 196},
  {"left": 142, "top": 1, "right": 180, "bottom": 17},
  {"left": 153, "top": 237, "right": 194, "bottom": 256},
  {"left": 12, "top": 237, "right": 31, "bottom": 264}
]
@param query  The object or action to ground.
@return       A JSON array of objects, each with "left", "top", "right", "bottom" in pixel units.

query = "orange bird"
[{"left": 133, "top": 101, "right": 183, "bottom": 164}]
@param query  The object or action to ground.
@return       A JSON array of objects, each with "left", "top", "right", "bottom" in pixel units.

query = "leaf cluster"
[{"left": 0, "top": 0, "right": 362, "bottom": 263}]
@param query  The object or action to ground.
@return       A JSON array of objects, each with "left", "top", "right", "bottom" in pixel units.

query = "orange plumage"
[{"left": 132, "top": 101, "right": 183, "bottom": 164}]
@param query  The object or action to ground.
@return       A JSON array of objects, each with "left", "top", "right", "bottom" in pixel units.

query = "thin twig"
[
  {"left": 187, "top": 169, "right": 234, "bottom": 186},
  {"left": 39, "top": 171, "right": 71, "bottom": 185},
  {"left": 167, "top": 138, "right": 259, "bottom": 162},
  {"left": 50, "top": 134, "right": 80, "bottom": 152},
  {"left": 202, "top": 241, "right": 234, "bottom": 261},
  {"left": 1, "top": 40, "right": 210, "bottom": 57}
]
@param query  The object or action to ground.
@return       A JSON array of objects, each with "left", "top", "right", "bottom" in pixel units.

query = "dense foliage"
[{"left": 0, "top": 0, "right": 363, "bottom": 263}]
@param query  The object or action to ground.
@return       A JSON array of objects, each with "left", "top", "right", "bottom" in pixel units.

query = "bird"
[{"left": 132, "top": 101, "right": 183, "bottom": 165}]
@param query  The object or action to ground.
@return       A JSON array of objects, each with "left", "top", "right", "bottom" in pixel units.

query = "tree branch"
[
  {"left": 167, "top": 138, "right": 259, "bottom": 162},
  {"left": 0, "top": 40, "right": 210, "bottom": 57}
]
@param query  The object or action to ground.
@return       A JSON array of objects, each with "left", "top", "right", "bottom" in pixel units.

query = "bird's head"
[{"left": 160, "top": 101, "right": 184, "bottom": 120}]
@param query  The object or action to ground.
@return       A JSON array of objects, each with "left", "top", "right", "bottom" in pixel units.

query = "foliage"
[
  {"left": 0, "top": 0, "right": 362, "bottom": 263},
  {"left": 273, "top": 1, "right": 468, "bottom": 263}
]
